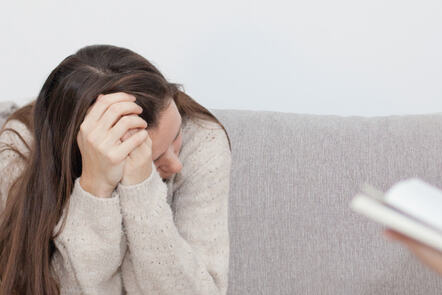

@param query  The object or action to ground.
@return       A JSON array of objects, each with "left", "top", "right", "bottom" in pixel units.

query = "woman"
[{"left": 0, "top": 45, "right": 232, "bottom": 294}]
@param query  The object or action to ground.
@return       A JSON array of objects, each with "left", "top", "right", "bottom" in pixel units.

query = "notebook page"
[{"left": 384, "top": 178, "right": 442, "bottom": 231}]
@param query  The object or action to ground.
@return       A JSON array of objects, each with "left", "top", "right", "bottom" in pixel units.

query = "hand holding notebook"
[
  {"left": 350, "top": 178, "right": 442, "bottom": 275},
  {"left": 384, "top": 228, "right": 442, "bottom": 276}
]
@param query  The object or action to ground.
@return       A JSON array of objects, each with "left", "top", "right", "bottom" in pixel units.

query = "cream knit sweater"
[{"left": 0, "top": 114, "right": 231, "bottom": 295}]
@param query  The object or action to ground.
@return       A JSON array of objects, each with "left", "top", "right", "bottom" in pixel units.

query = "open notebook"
[{"left": 350, "top": 178, "right": 442, "bottom": 252}]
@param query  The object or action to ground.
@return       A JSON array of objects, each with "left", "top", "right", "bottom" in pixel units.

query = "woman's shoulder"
[
  {"left": 180, "top": 117, "right": 230, "bottom": 168},
  {"left": 180, "top": 115, "right": 230, "bottom": 158}
]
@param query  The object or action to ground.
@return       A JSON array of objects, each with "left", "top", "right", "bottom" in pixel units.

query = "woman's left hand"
[
  {"left": 119, "top": 122, "right": 153, "bottom": 186},
  {"left": 384, "top": 228, "right": 442, "bottom": 276}
]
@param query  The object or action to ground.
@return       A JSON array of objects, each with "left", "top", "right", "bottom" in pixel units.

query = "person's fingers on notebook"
[
  {"left": 383, "top": 228, "right": 406, "bottom": 241},
  {"left": 384, "top": 228, "right": 442, "bottom": 276},
  {"left": 383, "top": 229, "right": 423, "bottom": 244},
  {"left": 384, "top": 228, "right": 429, "bottom": 248},
  {"left": 406, "top": 240, "right": 442, "bottom": 276}
]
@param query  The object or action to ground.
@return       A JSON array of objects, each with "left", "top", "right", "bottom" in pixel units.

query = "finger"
[
  {"left": 83, "top": 92, "right": 136, "bottom": 129},
  {"left": 105, "top": 115, "right": 148, "bottom": 145},
  {"left": 384, "top": 229, "right": 410, "bottom": 241},
  {"left": 384, "top": 229, "right": 428, "bottom": 249},
  {"left": 128, "top": 132, "right": 152, "bottom": 159},
  {"left": 407, "top": 241, "right": 442, "bottom": 256},
  {"left": 384, "top": 229, "right": 400, "bottom": 240},
  {"left": 115, "top": 128, "right": 149, "bottom": 157},
  {"left": 121, "top": 128, "right": 140, "bottom": 142},
  {"left": 400, "top": 236, "right": 427, "bottom": 249},
  {"left": 96, "top": 101, "right": 143, "bottom": 132}
]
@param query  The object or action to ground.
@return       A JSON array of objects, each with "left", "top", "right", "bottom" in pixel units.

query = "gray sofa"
[
  {"left": 1, "top": 101, "right": 442, "bottom": 294},
  {"left": 214, "top": 109, "right": 442, "bottom": 295}
]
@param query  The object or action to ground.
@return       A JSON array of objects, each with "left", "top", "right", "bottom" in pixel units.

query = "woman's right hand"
[{"left": 77, "top": 92, "right": 148, "bottom": 198}]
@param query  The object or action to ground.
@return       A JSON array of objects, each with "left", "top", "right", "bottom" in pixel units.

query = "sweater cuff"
[
  {"left": 66, "top": 177, "right": 122, "bottom": 231},
  {"left": 117, "top": 161, "right": 155, "bottom": 191},
  {"left": 117, "top": 163, "right": 168, "bottom": 220}
]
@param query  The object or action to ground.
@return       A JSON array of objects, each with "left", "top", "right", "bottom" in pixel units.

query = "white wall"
[{"left": 1, "top": 0, "right": 441, "bottom": 116}]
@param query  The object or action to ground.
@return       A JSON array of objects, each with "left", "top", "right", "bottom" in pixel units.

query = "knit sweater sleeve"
[
  {"left": 116, "top": 120, "right": 231, "bottom": 295},
  {"left": 0, "top": 120, "right": 125, "bottom": 294}
]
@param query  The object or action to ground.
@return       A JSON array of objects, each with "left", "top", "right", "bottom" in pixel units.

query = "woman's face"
[{"left": 148, "top": 99, "right": 183, "bottom": 181}]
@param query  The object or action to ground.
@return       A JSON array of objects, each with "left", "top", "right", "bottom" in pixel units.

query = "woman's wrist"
[{"left": 79, "top": 176, "right": 114, "bottom": 198}]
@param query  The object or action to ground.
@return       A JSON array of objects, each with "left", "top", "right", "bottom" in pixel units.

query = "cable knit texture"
[{"left": 0, "top": 114, "right": 231, "bottom": 295}]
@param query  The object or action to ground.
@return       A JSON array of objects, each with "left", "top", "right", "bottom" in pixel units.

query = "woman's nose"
[
  {"left": 163, "top": 151, "right": 183, "bottom": 175},
  {"left": 170, "top": 158, "right": 183, "bottom": 174}
]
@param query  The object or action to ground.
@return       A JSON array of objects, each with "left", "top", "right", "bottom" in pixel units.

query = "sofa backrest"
[{"left": 211, "top": 109, "right": 442, "bottom": 295}]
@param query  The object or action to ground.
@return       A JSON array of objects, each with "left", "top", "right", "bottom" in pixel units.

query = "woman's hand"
[
  {"left": 384, "top": 228, "right": 442, "bottom": 276},
  {"left": 77, "top": 92, "right": 148, "bottom": 198},
  {"left": 119, "top": 125, "right": 153, "bottom": 186}
]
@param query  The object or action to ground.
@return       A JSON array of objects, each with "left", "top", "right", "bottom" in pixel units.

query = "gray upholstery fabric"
[
  {"left": 1, "top": 102, "right": 441, "bottom": 294},
  {"left": 211, "top": 109, "right": 442, "bottom": 295}
]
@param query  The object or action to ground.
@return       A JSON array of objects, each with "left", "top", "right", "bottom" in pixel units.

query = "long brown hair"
[{"left": 0, "top": 44, "right": 231, "bottom": 294}]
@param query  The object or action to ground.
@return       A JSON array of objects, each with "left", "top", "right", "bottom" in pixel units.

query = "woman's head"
[
  {"left": 0, "top": 44, "right": 230, "bottom": 294},
  {"left": 35, "top": 44, "right": 181, "bottom": 180}
]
